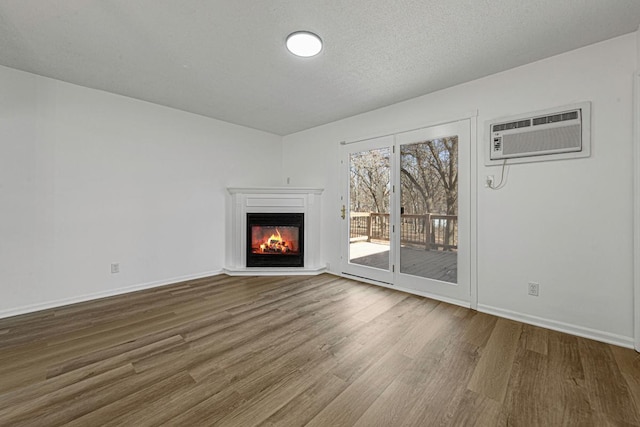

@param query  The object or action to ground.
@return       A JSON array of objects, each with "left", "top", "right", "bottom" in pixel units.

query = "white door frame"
[
  {"left": 339, "top": 135, "right": 396, "bottom": 285},
  {"left": 393, "top": 119, "right": 473, "bottom": 306},
  {"left": 634, "top": 70, "right": 640, "bottom": 352}
]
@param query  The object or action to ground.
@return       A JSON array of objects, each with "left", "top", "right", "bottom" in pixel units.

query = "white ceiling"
[{"left": 1, "top": 1, "right": 639, "bottom": 136}]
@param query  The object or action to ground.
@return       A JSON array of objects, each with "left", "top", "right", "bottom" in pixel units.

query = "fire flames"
[
  {"left": 260, "top": 228, "right": 290, "bottom": 253},
  {"left": 252, "top": 226, "right": 298, "bottom": 254}
]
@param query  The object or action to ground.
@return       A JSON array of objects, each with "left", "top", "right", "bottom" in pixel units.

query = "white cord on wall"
[{"left": 487, "top": 159, "right": 508, "bottom": 190}]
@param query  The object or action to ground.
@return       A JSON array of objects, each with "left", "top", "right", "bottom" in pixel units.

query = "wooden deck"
[
  {"left": 350, "top": 243, "right": 457, "bottom": 283},
  {"left": 0, "top": 274, "right": 639, "bottom": 425}
]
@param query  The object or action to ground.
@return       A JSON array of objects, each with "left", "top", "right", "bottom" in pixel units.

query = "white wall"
[
  {"left": 0, "top": 65, "right": 282, "bottom": 317},
  {"left": 282, "top": 33, "right": 637, "bottom": 346}
]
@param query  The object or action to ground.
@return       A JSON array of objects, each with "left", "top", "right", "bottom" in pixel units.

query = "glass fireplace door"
[{"left": 246, "top": 213, "right": 304, "bottom": 267}]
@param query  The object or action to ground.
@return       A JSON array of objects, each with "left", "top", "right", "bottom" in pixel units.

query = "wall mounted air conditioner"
[{"left": 485, "top": 101, "right": 591, "bottom": 166}]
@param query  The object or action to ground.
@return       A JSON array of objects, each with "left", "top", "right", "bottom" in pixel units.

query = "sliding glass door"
[{"left": 341, "top": 120, "right": 471, "bottom": 304}]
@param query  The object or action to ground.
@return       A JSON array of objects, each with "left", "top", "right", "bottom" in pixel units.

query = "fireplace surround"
[{"left": 225, "top": 187, "right": 324, "bottom": 275}]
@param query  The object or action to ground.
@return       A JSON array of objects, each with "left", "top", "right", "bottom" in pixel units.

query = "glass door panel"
[
  {"left": 399, "top": 136, "right": 458, "bottom": 283},
  {"left": 349, "top": 147, "right": 391, "bottom": 270}
]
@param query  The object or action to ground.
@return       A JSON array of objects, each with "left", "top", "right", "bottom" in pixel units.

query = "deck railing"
[{"left": 349, "top": 212, "right": 458, "bottom": 251}]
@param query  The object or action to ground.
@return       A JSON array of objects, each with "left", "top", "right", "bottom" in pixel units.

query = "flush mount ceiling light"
[{"left": 286, "top": 31, "right": 323, "bottom": 57}]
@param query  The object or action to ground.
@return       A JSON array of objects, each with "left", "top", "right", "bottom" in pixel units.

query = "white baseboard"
[
  {"left": 0, "top": 270, "right": 223, "bottom": 320},
  {"left": 7, "top": 270, "right": 632, "bottom": 350},
  {"left": 328, "top": 271, "right": 634, "bottom": 349},
  {"left": 478, "top": 304, "right": 635, "bottom": 349}
]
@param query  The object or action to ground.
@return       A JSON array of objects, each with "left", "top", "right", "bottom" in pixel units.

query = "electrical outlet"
[
  {"left": 485, "top": 175, "right": 494, "bottom": 188},
  {"left": 528, "top": 282, "right": 539, "bottom": 296},
  {"left": 111, "top": 263, "right": 120, "bottom": 274}
]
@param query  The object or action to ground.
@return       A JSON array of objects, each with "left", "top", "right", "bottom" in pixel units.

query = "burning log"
[{"left": 258, "top": 228, "right": 293, "bottom": 253}]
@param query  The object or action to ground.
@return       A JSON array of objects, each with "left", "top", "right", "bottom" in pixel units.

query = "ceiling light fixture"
[{"left": 286, "top": 31, "right": 323, "bottom": 57}]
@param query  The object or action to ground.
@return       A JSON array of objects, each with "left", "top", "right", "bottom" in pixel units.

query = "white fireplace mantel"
[{"left": 224, "top": 187, "right": 325, "bottom": 275}]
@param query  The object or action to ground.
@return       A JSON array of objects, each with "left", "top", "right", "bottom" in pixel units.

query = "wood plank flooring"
[{"left": 0, "top": 274, "right": 638, "bottom": 426}]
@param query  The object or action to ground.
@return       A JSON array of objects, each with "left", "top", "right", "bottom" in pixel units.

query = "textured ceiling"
[{"left": 0, "top": 1, "right": 639, "bottom": 135}]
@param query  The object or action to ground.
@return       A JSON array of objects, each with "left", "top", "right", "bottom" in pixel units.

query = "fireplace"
[
  {"left": 225, "top": 187, "right": 323, "bottom": 275},
  {"left": 246, "top": 213, "right": 304, "bottom": 268}
]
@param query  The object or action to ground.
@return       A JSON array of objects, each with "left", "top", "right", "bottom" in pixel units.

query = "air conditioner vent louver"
[
  {"left": 532, "top": 111, "right": 578, "bottom": 126},
  {"left": 486, "top": 102, "right": 590, "bottom": 165},
  {"left": 492, "top": 119, "right": 530, "bottom": 132}
]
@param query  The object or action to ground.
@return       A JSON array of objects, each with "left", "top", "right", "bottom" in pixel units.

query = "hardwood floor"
[{"left": 0, "top": 274, "right": 638, "bottom": 426}]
